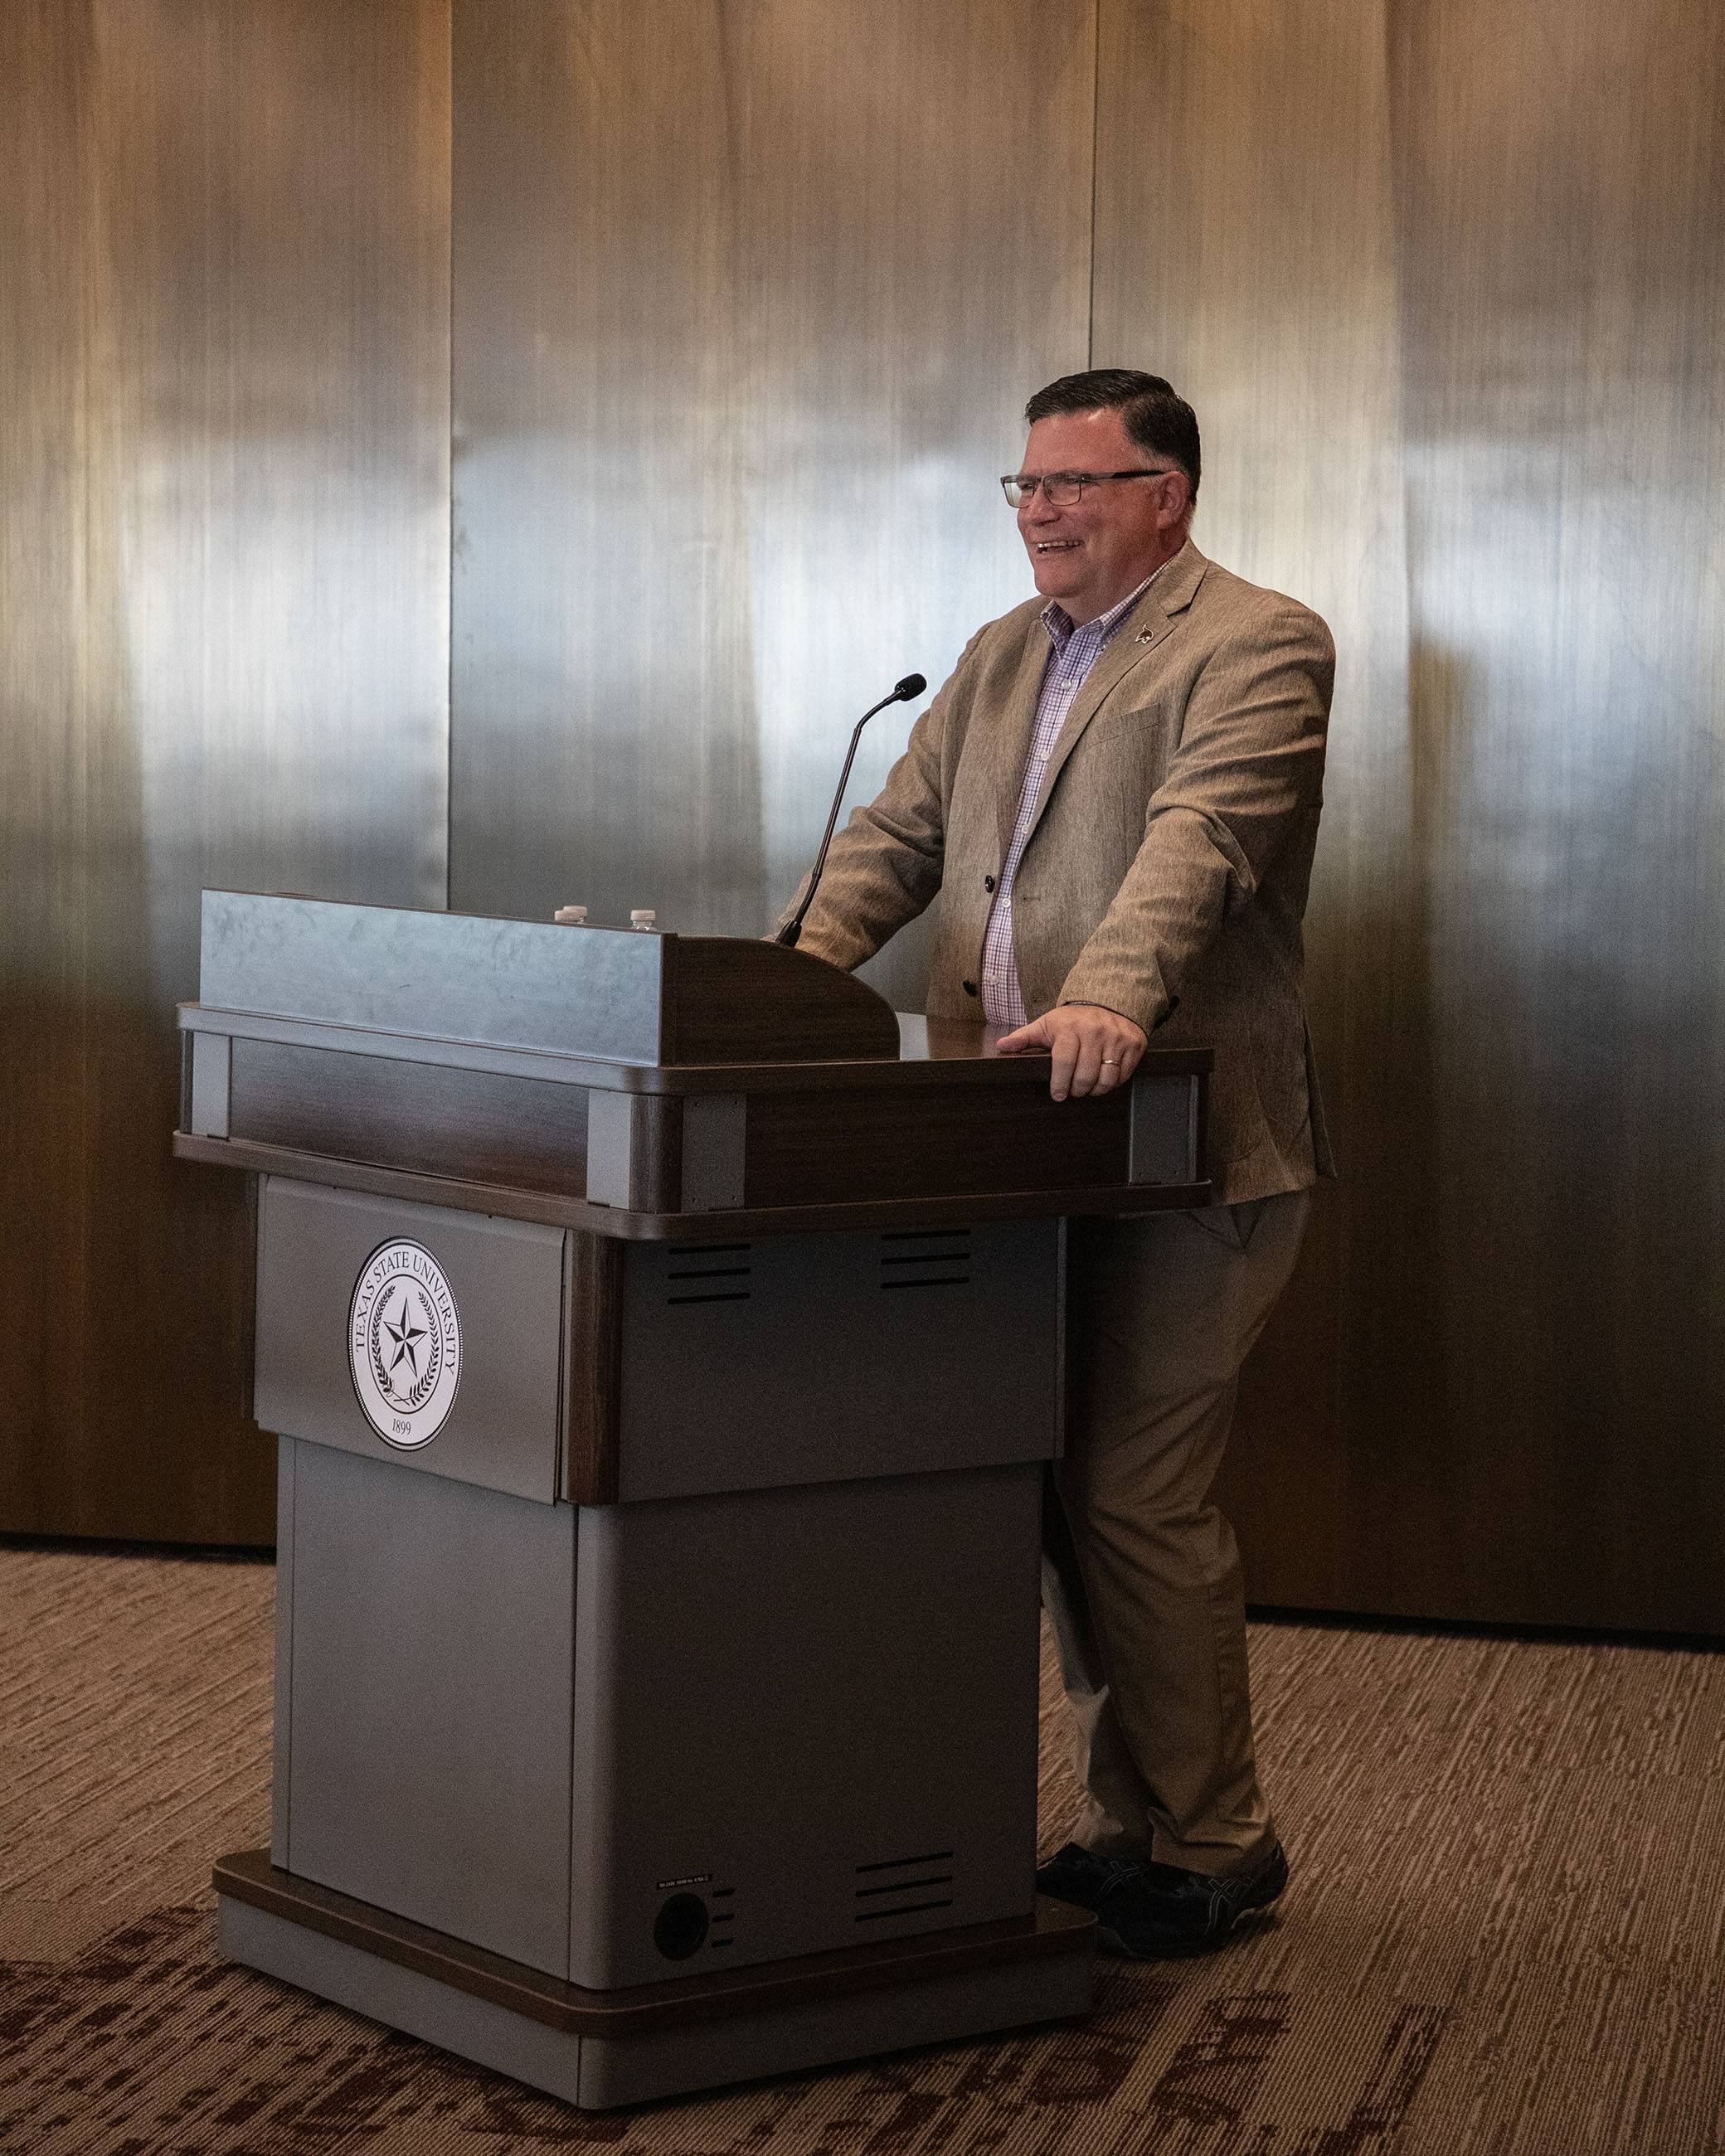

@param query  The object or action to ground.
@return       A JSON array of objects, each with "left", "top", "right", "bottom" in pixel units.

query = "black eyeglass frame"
[{"left": 999, "top": 468, "right": 1178, "bottom": 507}]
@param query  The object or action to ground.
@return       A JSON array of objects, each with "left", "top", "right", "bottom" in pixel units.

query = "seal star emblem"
[{"left": 381, "top": 1294, "right": 429, "bottom": 1384}]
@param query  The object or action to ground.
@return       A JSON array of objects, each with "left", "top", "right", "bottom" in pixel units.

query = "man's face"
[{"left": 1014, "top": 407, "right": 1189, "bottom": 624}]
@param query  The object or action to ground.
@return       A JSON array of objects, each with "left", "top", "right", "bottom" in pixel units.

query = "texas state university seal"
[{"left": 349, "top": 1240, "right": 462, "bottom": 1448}]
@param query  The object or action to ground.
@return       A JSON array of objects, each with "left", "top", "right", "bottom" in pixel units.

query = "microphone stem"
[{"left": 776, "top": 688, "right": 901, "bottom": 949}]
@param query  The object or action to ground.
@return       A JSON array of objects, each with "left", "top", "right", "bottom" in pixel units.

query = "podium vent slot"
[
  {"left": 854, "top": 1848, "right": 955, "bottom": 1920},
  {"left": 857, "top": 1898, "right": 955, "bottom": 1922},
  {"left": 856, "top": 1872, "right": 954, "bottom": 1897},
  {"left": 666, "top": 1254, "right": 753, "bottom": 1306},
  {"left": 879, "top": 1232, "right": 970, "bottom": 1291}
]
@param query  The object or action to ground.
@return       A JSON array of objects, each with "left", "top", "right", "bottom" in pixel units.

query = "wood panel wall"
[
  {"left": 0, "top": 1, "right": 451, "bottom": 1541},
  {"left": 1093, "top": 0, "right": 1725, "bottom": 1629},
  {"left": 449, "top": 0, "right": 1096, "bottom": 1013},
  {"left": 7, "top": 0, "right": 1722, "bottom": 1629}
]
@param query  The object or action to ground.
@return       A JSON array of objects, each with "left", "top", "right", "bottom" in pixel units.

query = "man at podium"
[{"left": 780, "top": 367, "right": 1334, "bottom": 1959}]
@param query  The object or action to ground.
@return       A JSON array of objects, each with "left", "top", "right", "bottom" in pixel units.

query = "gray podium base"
[{"left": 216, "top": 1856, "right": 1096, "bottom": 2111}]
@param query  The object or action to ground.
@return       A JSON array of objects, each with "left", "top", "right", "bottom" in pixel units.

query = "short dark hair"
[{"left": 1024, "top": 368, "right": 1200, "bottom": 502}]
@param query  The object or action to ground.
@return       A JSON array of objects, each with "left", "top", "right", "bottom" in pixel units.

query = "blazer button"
[
  {"left": 984, "top": 874, "right": 996, "bottom": 891},
  {"left": 962, "top": 980, "right": 978, "bottom": 997}
]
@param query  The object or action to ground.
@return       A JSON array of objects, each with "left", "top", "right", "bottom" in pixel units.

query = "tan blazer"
[{"left": 790, "top": 539, "right": 1336, "bottom": 1204}]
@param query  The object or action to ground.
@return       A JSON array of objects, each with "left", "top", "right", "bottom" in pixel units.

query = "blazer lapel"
[
  {"left": 990, "top": 617, "right": 1060, "bottom": 859},
  {"left": 1025, "top": 541, "right": 1209, "bottom": 839}
]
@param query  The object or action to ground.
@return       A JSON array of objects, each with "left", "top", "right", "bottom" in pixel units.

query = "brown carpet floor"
[{"left": 3, "top": 1542, "right": 1723, "bottom": 2155}]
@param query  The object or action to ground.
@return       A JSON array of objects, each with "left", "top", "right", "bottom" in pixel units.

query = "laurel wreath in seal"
[{"left": 368, "top": 1282, "right": 444, "bottom": 1413}]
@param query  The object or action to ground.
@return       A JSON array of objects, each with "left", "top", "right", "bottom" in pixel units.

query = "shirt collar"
[{"left": 1040, "top": 562, "right": 1164, "bottom": 654}]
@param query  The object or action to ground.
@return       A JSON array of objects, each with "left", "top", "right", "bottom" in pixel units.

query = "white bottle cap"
[
  {"left": 629, "top": 909, "right": 657, "bottom": 930},
  {"left": 553, "top": 905, "right": 588, "bottom": 925}
]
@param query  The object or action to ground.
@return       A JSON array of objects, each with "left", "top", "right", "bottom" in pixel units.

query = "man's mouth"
[{"left": 1035, "top": 541, "right": 1080, "bottom": 554}]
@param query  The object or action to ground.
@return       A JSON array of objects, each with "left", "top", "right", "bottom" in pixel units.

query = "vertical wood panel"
[
  {"left": 1377, "top": 0, "right": 1725, "bottom": 1627},
  {"left": 1095, "top": 0, "right": 1725, "bottom": 1629},
  {"left": 0, "top": 2, "right": 452, "bottom": 1542},
  {"left": 450, "top": 0, "right": 1095, "bottom": 1012}
]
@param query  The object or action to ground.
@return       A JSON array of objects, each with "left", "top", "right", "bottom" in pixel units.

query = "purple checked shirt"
[{"left": 979, "top": 569, "right": 1164, "bottom": 1027}]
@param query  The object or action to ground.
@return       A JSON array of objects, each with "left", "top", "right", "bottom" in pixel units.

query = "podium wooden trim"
[
  {"left": 176, "top": 1008, "right": 1211, "bottom": 1234},
  {"left": 172, "top": 1129, "right": 1211, "bottom": 1238},
  {"left": 214, "top": 1849, "right": 1094, "bottom": 2037}
]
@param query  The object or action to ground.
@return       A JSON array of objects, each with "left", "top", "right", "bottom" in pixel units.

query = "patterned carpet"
[{"left": 4, "top": 1542, "right": 1725, "bottom": 2154}]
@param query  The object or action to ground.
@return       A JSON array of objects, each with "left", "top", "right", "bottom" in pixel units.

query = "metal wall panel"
[
  {"left": 449, "top": 0, "right": 1096, "bottom": 1012},
  {"left": 0, "top": 2, "right": 452, "bottom": 1540},
  {"left": 14, "top": 0, "right": 1719, "bottom": 1613},
  {"left": 1095, "top": 0, "right": 1725, "bottom": 1629}
]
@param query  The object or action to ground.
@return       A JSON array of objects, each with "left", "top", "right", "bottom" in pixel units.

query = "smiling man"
[{"left": 780, "top": 369, "right": 1334, "bottom": 1958}]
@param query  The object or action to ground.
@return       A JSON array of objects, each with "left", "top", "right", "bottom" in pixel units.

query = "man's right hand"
[{"left": 997, "top": 1003, "right": 1148, "bottom": 1101}]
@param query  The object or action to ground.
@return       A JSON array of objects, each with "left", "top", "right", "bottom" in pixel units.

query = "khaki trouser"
[{"left": 1042, "top": 1189, "right": 1312, "bottom": 1877}]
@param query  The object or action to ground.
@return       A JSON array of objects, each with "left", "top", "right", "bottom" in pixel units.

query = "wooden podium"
[{"left": 177, "top": 891, "right": 1211, "bottom": 2109}]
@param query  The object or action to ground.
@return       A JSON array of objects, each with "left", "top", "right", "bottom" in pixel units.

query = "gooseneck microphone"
[{"left": 775, "top": 673, "right": 926, "bottom": 948}]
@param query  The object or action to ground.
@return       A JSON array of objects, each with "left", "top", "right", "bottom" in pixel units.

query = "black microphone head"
[{"left": 893, "top": 673, "right": 927, "bottom": 702}]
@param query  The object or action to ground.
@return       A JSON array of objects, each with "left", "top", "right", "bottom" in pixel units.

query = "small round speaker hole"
[{"left": 653, "top": 1892, "right": 710, "bottom": 1960}]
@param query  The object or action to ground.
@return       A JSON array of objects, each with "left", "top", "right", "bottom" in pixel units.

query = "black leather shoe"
[{"left": 1034, "top": 1839, "right": 1288, "bottom": 1960}]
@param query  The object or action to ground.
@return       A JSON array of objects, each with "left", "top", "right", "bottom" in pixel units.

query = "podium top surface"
[{"left": 197, "top": 891, "right": 901, "bottom": 1070}]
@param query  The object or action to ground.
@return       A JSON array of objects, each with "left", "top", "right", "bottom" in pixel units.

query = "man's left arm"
[{"left": 1001, "top": 601, "right": 1334, "bottom": 1098}]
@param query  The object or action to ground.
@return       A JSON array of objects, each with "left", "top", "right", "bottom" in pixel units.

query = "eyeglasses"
[{"left": 1000, "top": 469, "right": 1176, "bottom": 507}]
